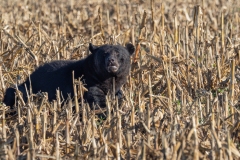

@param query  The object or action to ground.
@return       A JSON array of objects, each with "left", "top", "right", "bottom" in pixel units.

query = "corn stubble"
[{"left": 0, "top": 0, "right": 240, "bottom": 159}]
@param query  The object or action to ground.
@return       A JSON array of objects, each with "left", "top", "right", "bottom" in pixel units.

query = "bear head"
[{"left": 89, "top": 43, "right": 135, "bottom": 77}]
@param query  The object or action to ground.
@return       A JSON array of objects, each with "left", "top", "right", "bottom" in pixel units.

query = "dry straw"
[{"left": 0, "top": 0, "right": 240, "bottom": 159}]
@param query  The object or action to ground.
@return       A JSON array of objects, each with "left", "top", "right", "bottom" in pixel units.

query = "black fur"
[{"left": 3, "top": 43, "right": 135, "bottom": 109}]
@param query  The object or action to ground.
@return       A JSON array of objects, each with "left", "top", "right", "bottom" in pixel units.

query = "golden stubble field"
[{"left": 0, "top": 0, "right": 240, "bottom": 159}]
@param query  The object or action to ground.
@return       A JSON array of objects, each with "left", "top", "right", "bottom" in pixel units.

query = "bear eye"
[{"left": 120, "top": 58, "right": 124, "bottom": 62}]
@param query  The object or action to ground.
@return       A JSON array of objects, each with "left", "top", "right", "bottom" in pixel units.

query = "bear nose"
[{"left": 108, "top": 58, "right": 115, "bottom": 63}]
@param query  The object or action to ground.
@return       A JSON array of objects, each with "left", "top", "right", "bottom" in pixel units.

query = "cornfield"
[{"left": 0, "top": 0, "right": 240, "bottom": 159}]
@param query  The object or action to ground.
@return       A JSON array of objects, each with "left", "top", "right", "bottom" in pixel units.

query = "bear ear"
[
  {"left": 125, "top": 43, "right": 135, "bottom": 55},
  {"left": 89, "top": 43, "right": 98, "bottom": 53}
]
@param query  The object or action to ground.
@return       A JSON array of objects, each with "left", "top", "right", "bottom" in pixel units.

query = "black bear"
[{"left": 3, "top": 43, "right": 135, "bottom": 109}]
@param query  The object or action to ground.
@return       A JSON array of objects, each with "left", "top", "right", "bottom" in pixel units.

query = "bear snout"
[
  {"left": 108, "top": 57, "right": 115, "bottom": 63},
  {"left": 106, "top": 58, "right": 119, "bottom": 73}
]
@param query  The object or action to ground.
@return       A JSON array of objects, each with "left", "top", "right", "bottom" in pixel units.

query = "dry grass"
[{"left": 0, "top": 0, "right": 240, "bottom": 159}]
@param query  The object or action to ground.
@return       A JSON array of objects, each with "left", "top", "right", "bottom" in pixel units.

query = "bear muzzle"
[{"left": 106, "top": 59, "right": 119, "bottom": 73}]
